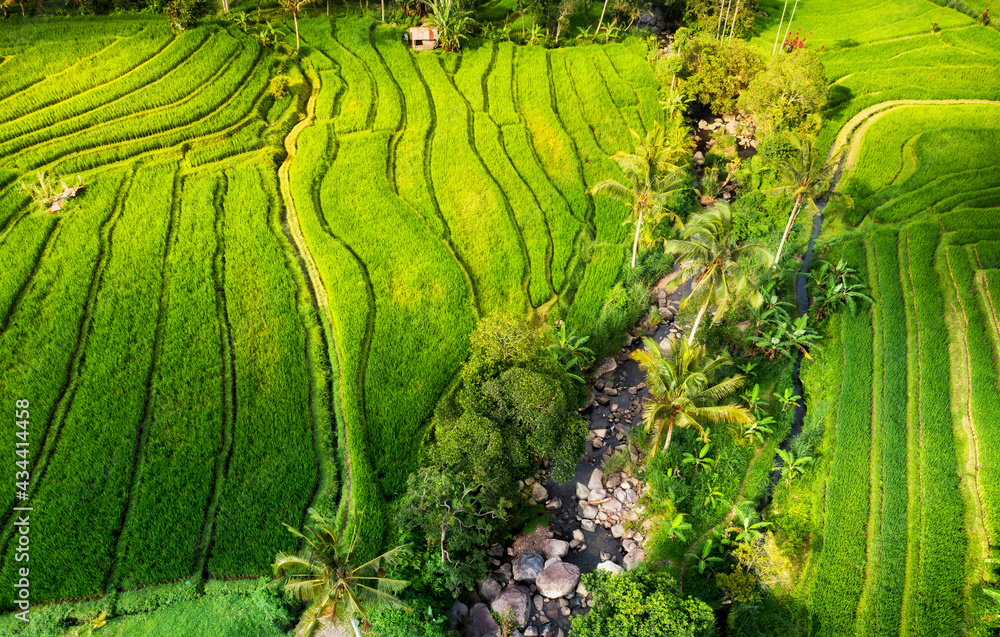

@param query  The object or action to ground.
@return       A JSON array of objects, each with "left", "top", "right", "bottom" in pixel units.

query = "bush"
[
  {"left": 571, "top": 567, "right": 717, "bottom": 637},
  {"left": 679, "top": 35, "right": 765, "bottom": 114},
  {"left": 268, "top": 74, "right": 291, "bottom": 98},
  {"left": 738, "top": 50, "right": 827, "bottom": 136}
]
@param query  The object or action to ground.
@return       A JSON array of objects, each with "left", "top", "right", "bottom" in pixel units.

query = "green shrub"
[
  {"left": 678, "top": 35, "right": 765, "bottom": 114},
  {"left": 571, "top": 567, "right": 716, "bottom": 637}
]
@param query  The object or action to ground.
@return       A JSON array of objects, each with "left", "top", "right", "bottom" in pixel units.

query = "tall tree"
[
  {"left": 630, "top": 336, "right": 753, "bottom": 456},
  {"left": 280, "top": 0, "right": 315, "bottom": 53},
  {"left": 272, "top": 510, "right": 411, "bottom": 637},
  {"left": 663, "top": 203, "right": 772, "bottom": 344},
  {"left": 765, "top": 136, "right": 849, "bottom": 265},
  {"left": 590, "top": 122, "right": 688, "bottom": 268}
]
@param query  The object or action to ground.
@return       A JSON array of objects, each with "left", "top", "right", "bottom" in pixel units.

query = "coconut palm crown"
[
  {"left": 590, "top": 121, "right": 689, "bottom": 268},
  {"left": 766, "top": 135, "right": 851, "bottom": 265},
  {"left": 272, "top": 510, "right": 411, "bottom": 637},
  {"left": 663, "top": 202, "right": 772, "bottom": 345},
  {"left": 631, "top": 337, "right": 754, "bottom": 456}
]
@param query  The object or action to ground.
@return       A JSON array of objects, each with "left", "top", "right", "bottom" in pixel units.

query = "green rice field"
[{"left": 0, "top": 13, "right": 659, "bottom": 608}]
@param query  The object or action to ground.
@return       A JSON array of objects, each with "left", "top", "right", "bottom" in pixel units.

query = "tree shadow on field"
[{"left": 823, "top": 84, "right": 854, "bottom": 123}]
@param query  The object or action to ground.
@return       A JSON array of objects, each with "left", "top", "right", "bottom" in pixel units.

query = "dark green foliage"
[
  {"left": 394, "top": 466, "right": 509, "bottom": 593},
  {"left": 738, "top": 50, "right": 826, "bottom": 136},
  {"left": 684, "top": 0, "right": 758, "bottom": 38},
  {"left": 728, "top": 591, "right": 807, "bottom": 637},
  {"left": 434, "top": 314, "right": 587, "bottom": 488},
  {"left": 678, "top": 35, "right": 765, "bottom": 114},
  {"left": 571, "top": 567, "right": 717, "bottom": 637}
]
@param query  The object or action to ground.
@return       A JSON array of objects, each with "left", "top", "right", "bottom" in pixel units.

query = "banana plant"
[
  {"left": 545, "top": 321, "right": 595, "bottom": 384},
  {"left": 727, "top": 508, "right": 771, "bottom": 547},
  {"left": 663, "top": 511, "right": 693, "bottom": 542},
  {"left": 739, "top": 415, "right": 774, "bottom": 445},
  {"left": 776, "top": 448, "right": 813, "bottom": 485},
  {"left": 809, "top": 258, "right": 873, "bottom": 320},
  {"left": 741, "top": 383, "right": 767, "bottom": 417},
  {"left": 686, "top": 539, "right": 724, "bottom": 574},
  {"left": 703, "top": 481, "right": 724, "bottom": 509},
  {"left": 778, "top": 388, "right": 801, "bottom": 412},
  {"left": 682, "top": 443, "right": 716, "bottom": 474}
]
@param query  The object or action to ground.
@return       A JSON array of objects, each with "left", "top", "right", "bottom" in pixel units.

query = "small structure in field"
[
  {"left": 43, "top": 176, "right": 85, "bottom": 214},
  {"left": 405, "top": 26, "right": 439, "bottom": 51}
]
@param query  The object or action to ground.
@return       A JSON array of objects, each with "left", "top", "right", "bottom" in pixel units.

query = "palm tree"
[
  {"left": 590, "top": 122, "right": 688, "bottom": 268},
  {"left": 426, "top": 0, "right": 473, "bottom": 53},
  {"left": 663, "top": 203, "right": 772, "bottom": 345},
  {"left": 630, "top": 336, "right": 754, "bottom": 456},
  {"left": 766, "top": 137, "right": 850, "bottom": 266},
  {"left": 272, "top": 510, "right": 412, "bottom": 637},
  {"left": 279, "top": 0, "right": 315, "bottom": 53}
]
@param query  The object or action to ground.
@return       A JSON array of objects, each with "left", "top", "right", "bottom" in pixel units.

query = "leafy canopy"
[{"left": 571, "top": 567, "right": 716, "bottom": 637}]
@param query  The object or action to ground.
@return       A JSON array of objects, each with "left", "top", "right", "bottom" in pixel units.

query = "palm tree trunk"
[
  {"left": 773, "top": 199, "right": 801, "bottom": 265},
  {"left": 631, "top": 207, "right": 643, "bottom": 268},
  {"left": 595, "top": 0, "right": 610, "bottom": 40},
  {"left": 381, "top": 0, "right": 385, "bottom": 21},
  {"left": 687, "top": 300, "right": 709, "bottom": 346},
  {"left": 662, "top": 419, "right": 676, "bottom": 453},
  {"left": 771, "top": 0, "right": 789, "bottom": 54},
  {"left": 715, "top": 0, "right": 727, "bottom": 38},
  {"left": 779, "top": 0, "right": 800, "bottom": 53},
  {"left": 718, "top": 0, "right": 732, "bottom": 39},
  {"left": 727, "top": 0, "right": 741, "bottom": 42},
  {"left": 294, "top": 10, "right": 301, "bottom": 52},
  {"left": 350, "top": 616, "right": 363, "bottom": 637}
]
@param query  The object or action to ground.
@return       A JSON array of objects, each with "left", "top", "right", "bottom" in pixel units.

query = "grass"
[
  {"left": 808, "top": 240, "right": 873, "bottom": 637},
  {"left": 0, "top": 10, "right": 665, "bottom": 607}
]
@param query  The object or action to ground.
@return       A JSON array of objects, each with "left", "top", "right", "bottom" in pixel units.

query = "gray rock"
[
  {"left": 605, "top": 473, "right": 621, "bottom": 489},
  {"left": 572, "top": 529, "right": 585, "bottom": 542},
  {"left": 545, "top": 498, "right": 562, "bottom": 510},
  {"left": 544, "top": 556, "right": 561, "bottom": 569},
  {"left": 597, "top": 560, "right": 624, "bottom": 575},
  {"left": 603, "top": 499, "right": 623, "bottom": 512},
  {"left": 488, "top": 544, "right": 504, "bottom": 557},
  {"left": 524, "top": 627, "right": 539, "bottom": 637},
  {"left": 470, "top": 602, "right": 502, "bottom": 637},
  {"left": 513, "top": 552, "right": 545, "bottom": 583},
  {"left": 588, "top": 487, "right": 608, "bottom": 501},
  {"left": 479, "top": 576, "right": 502, "bottom": 602},
  {"left": 533, "top": 593, "right": 544, "bottom": 609},
  {"left": 726, "top": 119, "right": 739, "bottom": 135},
  {"left": 603, "top": 387, "right": 618, "bottom": 397},
  {"left": 579, "top": 504, "right": 598, "bottom": 519},
  {"left": 593, "top": 356, "right": 617, "bottom": 377},
  {"left": 543, "top": 538, "right": 569, "bottom": 560},
  {"left": 531, "top": 483, "right": 549, "bottom": 503},
  {"left": 611, "top": 524, "right": 625, "bottom": 539},
  {"left": 698, "top": 119, "right": 709, "bottom": 130},
  {"left": 575, "top": 482, "right": 590, "bottom": 500},
  {"left": 623, "top": 549, "right": 645, "bottom": 571},
  {"left": 535, "top": 562, "right": 581, "bottom": 599},
  {"left": 581, "top": 519, "right": 596, "bottom": 532},
  {"left": 693, "top": 151, "right": 705, "bottom": 165},
  {"left": 450, "top": 600, "right": 469, "bottom": 629},
  {"left": 491, "top": 584, "right": 532, "bottom": 629}
]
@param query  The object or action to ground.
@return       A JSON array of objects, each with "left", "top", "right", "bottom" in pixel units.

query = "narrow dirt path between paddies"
[
  {"left": 833, "top": 99, "right": 1000, "bottom": 176},
  {"left": 277, "top": 68, "right": 354, "bottom": 507}
]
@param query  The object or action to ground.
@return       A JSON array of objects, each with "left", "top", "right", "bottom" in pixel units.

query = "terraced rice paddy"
[
  {"left": 748, "top": 1, "right": 1000, "bottom": 632},
  {"left": 292, "top": 15, "right": 662, "bottom": 555},
  {"left": 0, "top": 13, "right": 661, "bottom": 605}
]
